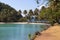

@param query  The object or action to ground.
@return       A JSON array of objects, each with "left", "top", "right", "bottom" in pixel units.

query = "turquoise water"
[{"left": 0, "top": 24, "right": 44, "bottom": 40}]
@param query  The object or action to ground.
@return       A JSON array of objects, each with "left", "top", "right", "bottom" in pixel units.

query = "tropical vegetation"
[
  {"left": 0, "top": 0, "right": 60, "bottom": 25},
  {"left": 36, "top": 0, "right": 60, "bottom": 25}
]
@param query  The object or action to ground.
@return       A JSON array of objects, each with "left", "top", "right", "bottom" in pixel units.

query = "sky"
[{"left": 0, "top": 0, "right": 46, "bottom": 11}]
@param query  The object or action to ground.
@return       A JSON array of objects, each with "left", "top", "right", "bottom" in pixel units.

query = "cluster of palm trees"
[
  {"left": 18, "top": 8, "right": 40, "bottom": 22},
  {"left": 0, "top": 2, "right": 40, "bottom": 22},
  {"left": 0, "top": 0, "right": 60, "bottom": 24}
]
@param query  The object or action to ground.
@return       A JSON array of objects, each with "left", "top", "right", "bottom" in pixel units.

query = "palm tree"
[
  {"left": 29, "top": 9, "right": 33, "bottom": 16},
  {"left": 23, "top": 10, "right": 27, "bottom": 14},
  {"left": 26, "top": 9, "right": 34, "bottom": 21},
  {"left": 34, "top": 8, "right": 39, "bottom": 16},
  {"left": 17, "top": 10, "right": 22, "bottom": 15}
]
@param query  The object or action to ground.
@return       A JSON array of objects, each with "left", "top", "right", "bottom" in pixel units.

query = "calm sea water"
[{"left": 0, "top": 24, "right": 45, "bottom": 40}]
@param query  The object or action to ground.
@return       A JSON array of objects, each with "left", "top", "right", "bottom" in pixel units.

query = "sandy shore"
[
  {"left": 0, "top": 22, "right": 50, "bottom": 25},
  {"left": 34, "top": 24, "right": 60, "bottom": 40}
]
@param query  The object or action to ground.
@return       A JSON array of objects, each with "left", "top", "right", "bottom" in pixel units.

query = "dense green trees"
[
  {"left": 0, "top": 2, "right": 23, "bottom": 22},
  {"left": 0, "top": 2, "right": 40, "bottom": 22},
  {"left": 0, "top": 0, "right": 60, "bottom": 24},
  {"left": 48, "top": 0, "right": 60, "bottom": 24},
  {"left": 36, "top": 0, "right": 60, "bottom": 25}
]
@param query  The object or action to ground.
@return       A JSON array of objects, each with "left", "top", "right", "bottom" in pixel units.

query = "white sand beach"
[{"left": 0, "top": 22, "right": 50, "bottom": 26}]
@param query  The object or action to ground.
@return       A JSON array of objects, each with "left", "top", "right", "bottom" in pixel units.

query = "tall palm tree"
[
  {"left": 29, "top": 9, "right": 33, "bottom": 16},
  {"left": 34, "top": 8, "right": 39, "bottom": 16},
  {"left": 17, "top": 10, "right": 22, "bottom": 15},
  {"left": 23, "top": 10, "right": 27, "bottom": 14}
]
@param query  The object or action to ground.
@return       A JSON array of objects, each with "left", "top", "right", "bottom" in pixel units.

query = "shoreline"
[
  {"left": 34, "top": 24, "right": 60, "bottom": 40},
  {"left": 0, "top": 22, "right": 50, "bottom": 25}
]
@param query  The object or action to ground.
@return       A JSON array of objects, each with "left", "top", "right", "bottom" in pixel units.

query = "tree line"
[
  {"left": 0, "top": 0, "right": 60, "bottom": 25},
  {"left": 0, "top": 2, "right": 40, "bottom": 22},
  {"left": 36, "top": 0, "right": 60, "bottom": 25}
]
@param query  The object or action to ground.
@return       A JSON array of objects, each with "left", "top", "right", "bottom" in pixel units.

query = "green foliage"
[
  {"left": 28, "top": 9, "right": 33, "bottom": 16},
  {"left": 39, "top": 6, "right": 46, "bottom": 20},
  {"left": 17, "top": 10, "right": 22, "bottom": 15},
  {"left": 0, "top": 2, "right": 23, "bottom": 22},
  {"left": 18, "top": 17, "right": 28, "bottom": 22},
  {"left": 23, "top": 10, "right": 27, "bottom": 14},
  {"left": 0, "top": 2, "right": 40, "bottom": 22},
  {"left": 34, "top": 8, "right": 39, "bottom": 15},
  {"left": 28, "top": 34, "right": 32, "bottom": 40},
  {"left": 0, "top": 0, "right": 60, "bottom": 23},
  {"left": 37, "top": 0, "right": 60, "bottom": 25}
]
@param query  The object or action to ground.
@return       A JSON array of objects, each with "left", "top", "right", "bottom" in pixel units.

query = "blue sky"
[{"left": 0, "top": 0, "right": 46, "bottom": 11}]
